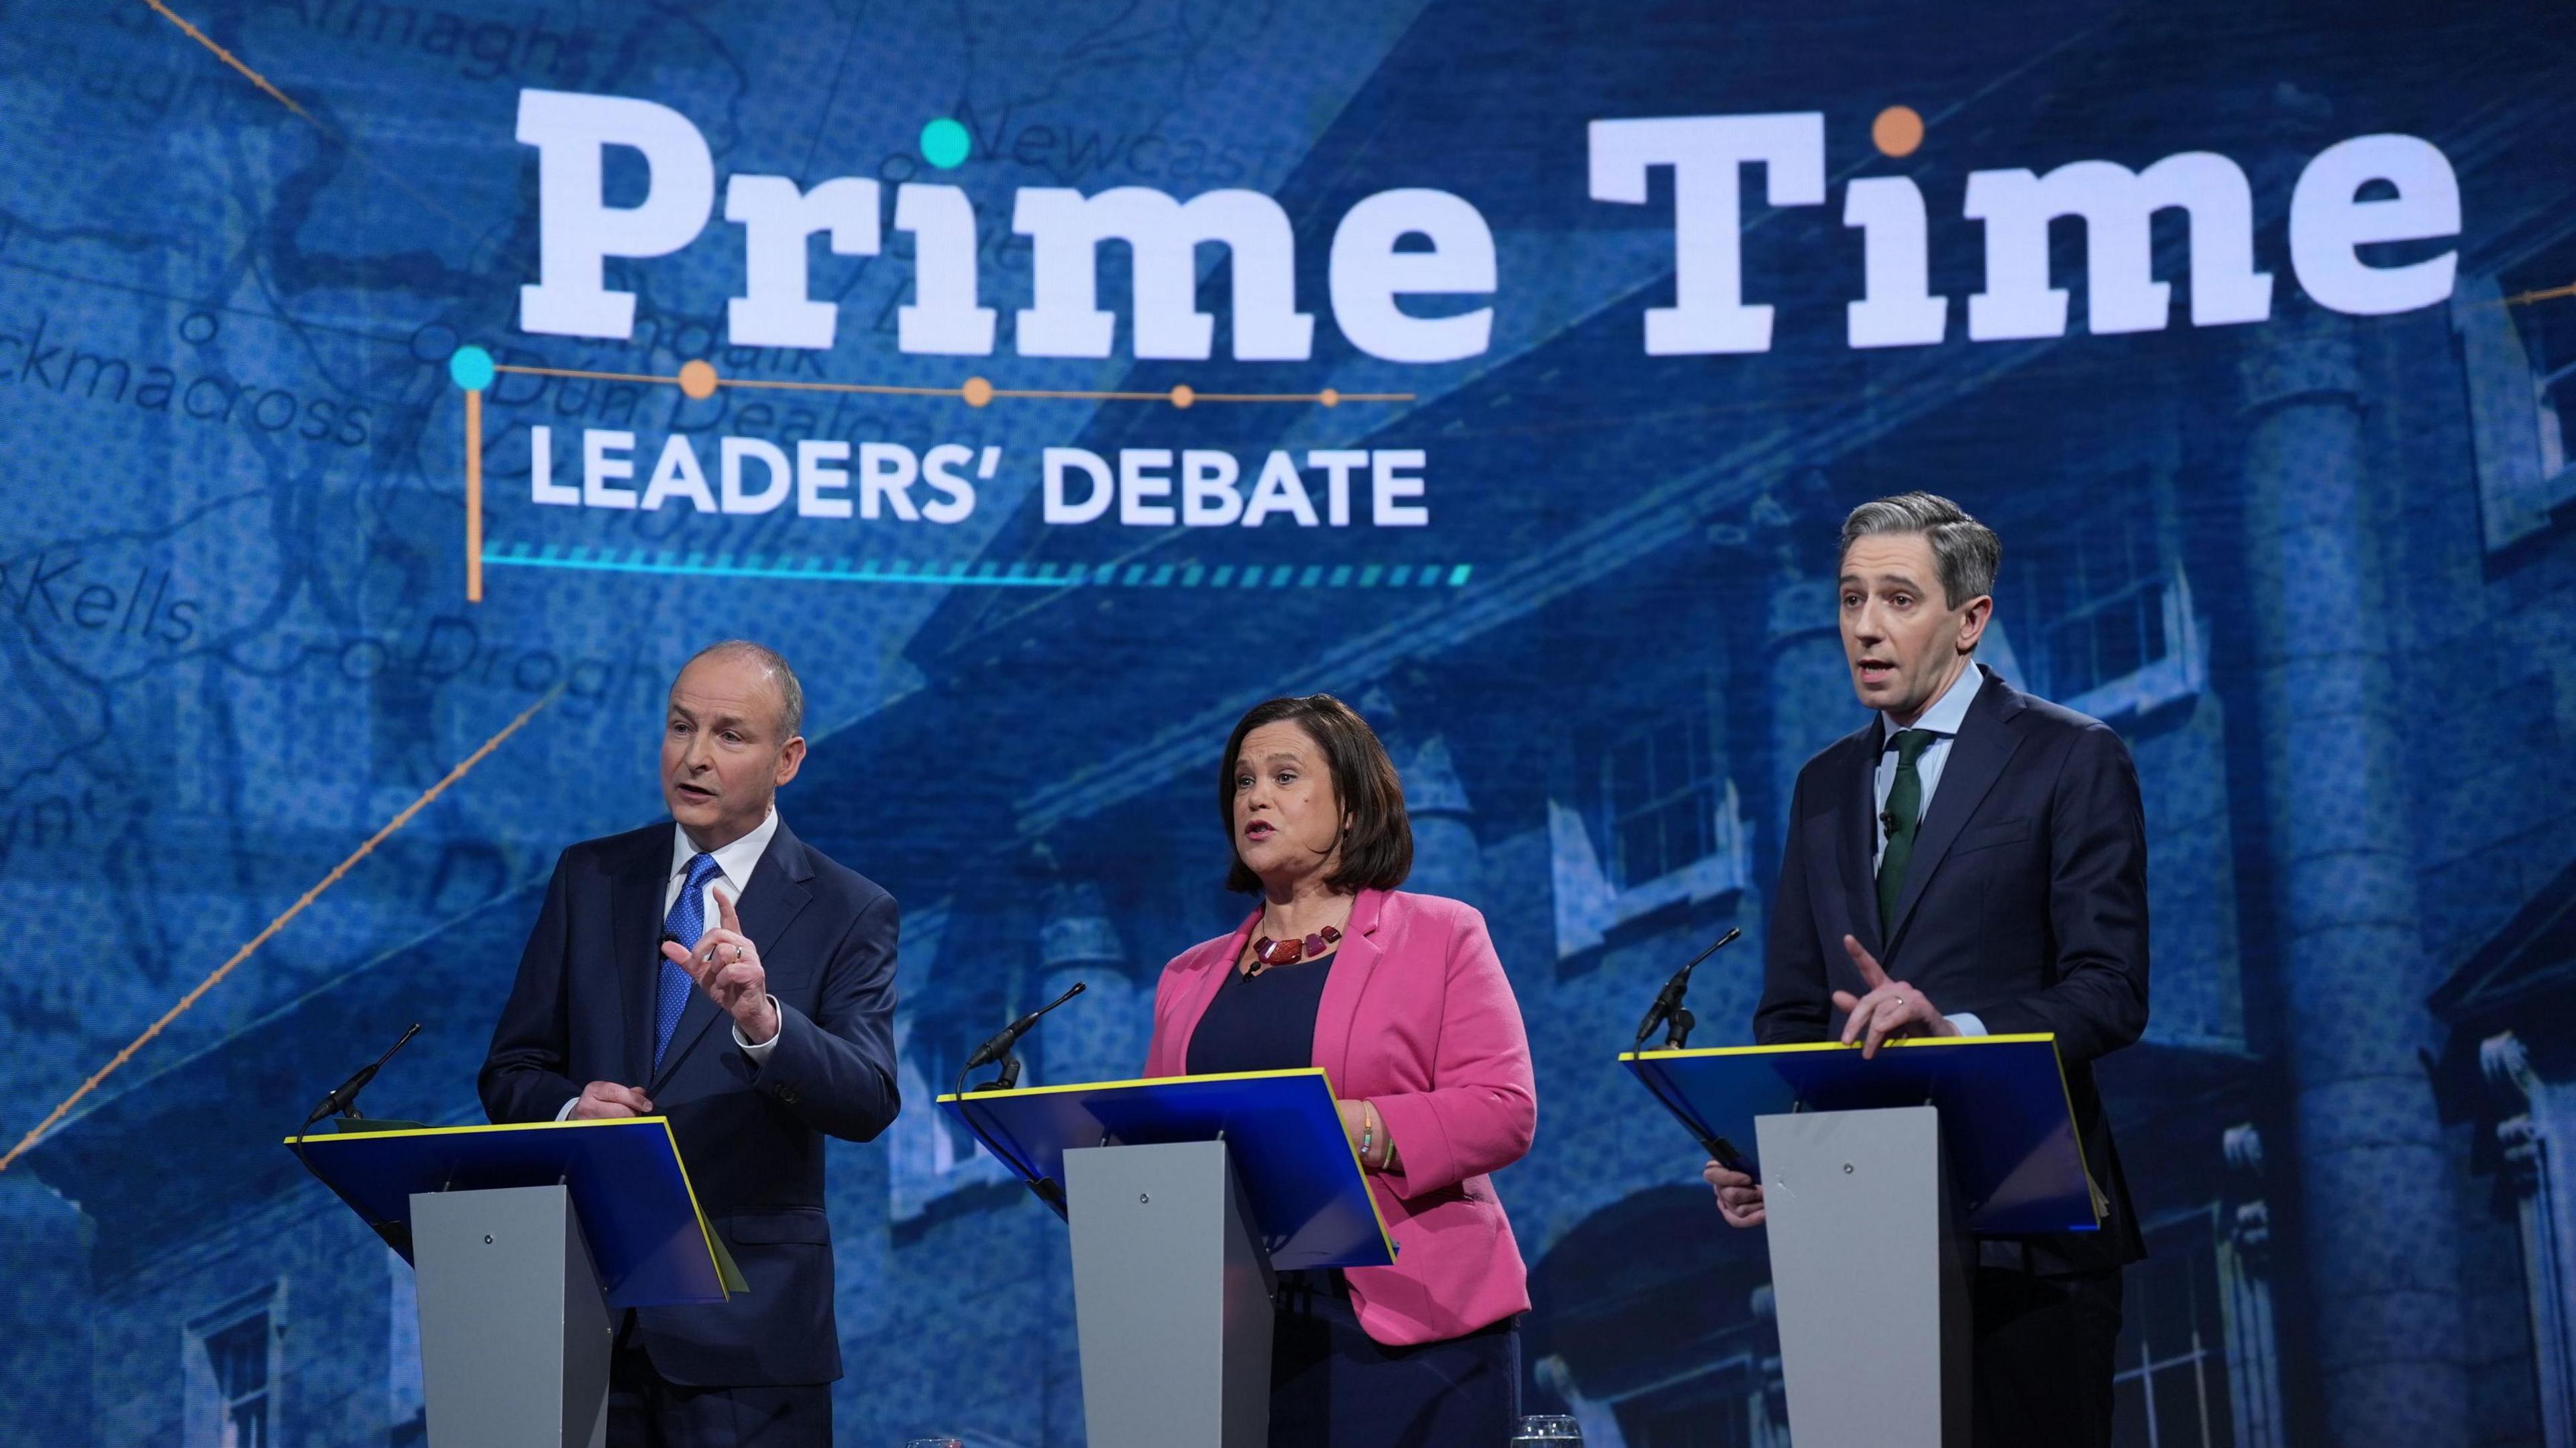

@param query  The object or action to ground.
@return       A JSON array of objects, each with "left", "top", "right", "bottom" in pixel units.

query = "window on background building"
[
  {"left": 1604, "top": 709, "right": 1719, "bottom": 891},
  {"left": 185, "top": 1290, "right": 279, "bottom": 1448},
  {"left": 2456, "top": 248, "right": 2576, "bottom": 552},
  {"left": 2016, "top": 477, "right": 2206, "bottom": 722},
  {"left": 2025, "top": 476, "right": 2161, "bottom": 699},
  {"left": 1548, "top": 693, "right": 1749, "bottom": 959},
  {"left": 2113, "top": 1213, "right": 2238, "bottom": 1448}
]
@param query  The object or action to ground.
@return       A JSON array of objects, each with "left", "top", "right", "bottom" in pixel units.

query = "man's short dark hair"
[
  {"left": 1839, "top": 492, "right": 2002, "bottom": 610},
  {"left": 1218, "top": 693, "right": 1413, "bottom": 895},
  {"left": 681, "top": 640, "right": 805, "bottom": 739}
]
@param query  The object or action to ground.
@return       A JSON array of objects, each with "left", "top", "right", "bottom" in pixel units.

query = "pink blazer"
[{"left": 1144, "top": 887, "right": 1536, "bottom": 1346}]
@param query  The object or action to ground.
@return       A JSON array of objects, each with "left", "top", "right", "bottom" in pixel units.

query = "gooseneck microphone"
[
  {"left": 949, "top": 983, "right": 1090, "bottom": 1213},
  {"left": 288, "top": 1022, "right": 425, "bottom": 1254},
  {"left": 303, "top": 1022, "right": 423, "bottom": 1126},
  {"left": 963, "top": 980, "right": 1087, "bottom": 1072},
  {"left": 1633, "top": 928, "right": 1741, "bottom": 1050},
  {"left": 1628, "top": 931, "right": 1748, "bottom": 1172}
]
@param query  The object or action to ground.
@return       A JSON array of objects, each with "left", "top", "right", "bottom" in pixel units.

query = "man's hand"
[
  {"left": 1706, "top": 1160, "right": 1766, "bottom": 1227},
  {"left": 1832, "top": 934, "right": 1957, "bottom": 1058},
  {"left": 665, "top": 887, "right": 782, "bottom": 1044},
  {"left": 570, "top": 1081, "right": 653, "bottom": 1119}
]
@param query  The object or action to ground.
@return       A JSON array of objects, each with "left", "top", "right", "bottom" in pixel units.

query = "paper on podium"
[
  {"left": 287, "top": 1117, "right": 745, "bottom": 1306},
  {"left": 1624, "top": 1035, "right": 2102, "bottom": 1234},
  {"left": 938, "top": 1068, "right": 1396, "bottom": 1270}
]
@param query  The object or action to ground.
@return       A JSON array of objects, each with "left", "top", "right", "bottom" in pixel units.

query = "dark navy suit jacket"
[
  {"left": 479, "top": 818, "right": 900, "bottom": 1386},
  {"left": 1755, "top": 665, "right": 2149, "bottom": 1274}
]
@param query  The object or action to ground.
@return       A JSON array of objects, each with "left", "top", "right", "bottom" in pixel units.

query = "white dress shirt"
[
  {"left": 555, "top": 808, "right": 786, "bottom": 1119},
  {"left": 1869, "top": 662, "right": 1989, "bottom": 1038}
]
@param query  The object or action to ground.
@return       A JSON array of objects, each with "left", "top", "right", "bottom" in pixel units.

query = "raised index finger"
[
  {"left": 714, "top": 885, "right": 741, "bottom": 936},
  {"left": 1841, "top": 934, "right": 1890, "bottom": 991}
]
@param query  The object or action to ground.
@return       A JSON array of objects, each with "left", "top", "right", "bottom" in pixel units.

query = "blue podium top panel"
[
  {"left": 1624, "top": 1036, "right": 2101, "bottom": 1235},
  {"left": 285, "top": 1118, "right": 734, "bottom": 1308},
  {"left": 937, "top": 1069, "right": 1396, "bottom": 1270}
]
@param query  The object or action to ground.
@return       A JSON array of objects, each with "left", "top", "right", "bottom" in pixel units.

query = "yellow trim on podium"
[
  {"left": 939, "top": 1068, "right": 1398, "bottom": 1262},
  {"left": 290, "top": 1115, "right": 742, "bottom": 1294},
  {"left": 1621, "top": 1032, "right": 2105, "bottom": 1226}
]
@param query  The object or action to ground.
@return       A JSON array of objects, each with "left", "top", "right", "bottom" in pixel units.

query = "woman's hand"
[{"left": 1337, "top": 1098, "right": 1400, "bottom": 1173}]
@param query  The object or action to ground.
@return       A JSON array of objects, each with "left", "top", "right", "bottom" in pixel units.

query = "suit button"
[{"left": 775, "top": 1084, "right": 799, "bottom": 1105}]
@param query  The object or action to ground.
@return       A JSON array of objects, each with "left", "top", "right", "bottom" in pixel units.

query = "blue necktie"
[{"left": 655, "top": 853, "right": 722, "bottom": 1071}]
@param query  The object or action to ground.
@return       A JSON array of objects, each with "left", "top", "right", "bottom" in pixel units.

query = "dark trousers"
[
  {"left": 606, "top": 1323, "right": 830, "bottom": 1448},
  {"left": 1269, "top": 1271, "right": 1520, "bottom": 1448},
  {"left": 1972, "top": 1264, "right": 2125, "bottom": 1448}
]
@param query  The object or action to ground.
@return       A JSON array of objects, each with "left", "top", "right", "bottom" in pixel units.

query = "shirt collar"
[
  {"left": 1882, "top": 661, "right": 1985, "bottom": 744},
  {"left": 672, "top": 806, "right": 780, "bottom": 893}
]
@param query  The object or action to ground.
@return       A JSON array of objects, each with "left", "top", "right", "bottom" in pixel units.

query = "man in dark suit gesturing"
[
  {"left": 1710, "top": 494, "right": 2148, "bottom": 1448},
  {"left": 481, "top": 641, "right": 900, "bottom": 1447}
]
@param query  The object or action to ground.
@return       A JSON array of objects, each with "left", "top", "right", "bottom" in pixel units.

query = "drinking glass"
[{"left": 1510, "top": 1414, "right": 1582, "bottom": 1446}]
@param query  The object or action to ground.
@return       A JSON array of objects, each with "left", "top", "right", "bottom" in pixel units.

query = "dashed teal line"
[{"left": 480, "top": 545, "right": 1473, "bottom": 589}]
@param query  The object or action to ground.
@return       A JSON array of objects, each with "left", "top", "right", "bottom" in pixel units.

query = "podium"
[
  {"left": 289, "top": 1118, "right": 743, "bottom": 1448},
  {"left": 1625, "top": 1036, "right": 2101, "bottom": 1448},
  {"left": 940, "top": 1068, "right": 1395, "bottom": 1448}
]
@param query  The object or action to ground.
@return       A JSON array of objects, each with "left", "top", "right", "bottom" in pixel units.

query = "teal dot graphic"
[
  {"left": 448, "top": 344, "right": 495, "bottom": 391},
  {"left": 920, "top": 117, "right": 970, "bottom": 170}
]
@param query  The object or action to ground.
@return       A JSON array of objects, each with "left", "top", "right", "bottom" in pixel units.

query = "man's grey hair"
[
  {"left": 1839, "top": 492, "right": 2001, "bottom": 610},
  {"left": 682, "top": 639, "right": 805, "bottom": 740}
]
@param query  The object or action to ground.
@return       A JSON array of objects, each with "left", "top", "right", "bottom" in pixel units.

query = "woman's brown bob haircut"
[{"left": 1219, "top": 693, "right": 1413, "bottom": 895}]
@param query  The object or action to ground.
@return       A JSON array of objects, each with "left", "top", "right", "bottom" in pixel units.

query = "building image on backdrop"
[{"left": 1, "top": 1, "right": 2573, "bottom": 1447}]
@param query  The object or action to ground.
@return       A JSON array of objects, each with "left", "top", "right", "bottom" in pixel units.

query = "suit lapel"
[
  {"left": 1884, "top": 669, "right": 2027, "bottom": 951},
  {"left": 613, "top": 832, "right": 667, "bottom": 1086},
  {"left": 649, "top": 821, "right": 816, "bottom": 1092},
  {"left": 1835, "top": 724, "right": 1885, "bottom": 959},
  {"left": 1310, "top": 889, "right": 1387, "bottom": 1095}
]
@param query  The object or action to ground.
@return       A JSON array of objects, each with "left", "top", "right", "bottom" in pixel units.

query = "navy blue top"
[{"left": 1187, "top": 948, "right": 1335, "bottom": 1075}]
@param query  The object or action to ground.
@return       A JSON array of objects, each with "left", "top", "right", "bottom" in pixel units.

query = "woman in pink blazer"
[{"left": 1144, "top": 693, "right": 1536, "bottom": 1447}]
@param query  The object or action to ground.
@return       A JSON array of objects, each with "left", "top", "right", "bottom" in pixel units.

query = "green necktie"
[{"left": 1876, "top": 728, "right": 1939, "bottom": 927}]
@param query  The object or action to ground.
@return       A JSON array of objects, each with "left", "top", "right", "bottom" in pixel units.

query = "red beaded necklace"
[{"left": 1248, "top": 924, "right": 1342, "bottom": 971}]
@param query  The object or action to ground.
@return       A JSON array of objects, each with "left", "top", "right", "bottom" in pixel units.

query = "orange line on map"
[
  {"left": 486, "top": 361, "right": 1412, "bottom": 407},
  {"left": 140, "top": 0, "right": 482, "bottom": 235},
  {"left": 712, "top": 377, "right": 969, "bottom": 398},
  {"left": 2504, "top": 282, "right": 2576, "bottom": 308},
  {"left": 139, "top": 0, "right": 315, "bottom": 122},
  {"left": 1184, "top": 392, "right": 1411, "bottom": 403},
  {"left": 0, "top": 685, "right": 566, "bottom": 1174},
  {"left": 464, "top": 388, "right": 484, "bottom": 603},
  {"left": 492, "top": 364, "right": 676, "bottom": 386}
]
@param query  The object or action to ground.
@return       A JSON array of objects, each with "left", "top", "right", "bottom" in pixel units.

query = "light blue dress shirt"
[{"left": 1868, "top": 662, "right": 1990, "bottom": 1038}]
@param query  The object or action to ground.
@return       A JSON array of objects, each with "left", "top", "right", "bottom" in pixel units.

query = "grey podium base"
[
  {"left": 1758, "top": 1106, "right": 1970, "bottom": 1448},
  {"left": 1063, "top": 1139, "right": 1275, "bottom": 1448},
  {"left": 410, "top": 1184, "right": 613, "bottom": 1448}
]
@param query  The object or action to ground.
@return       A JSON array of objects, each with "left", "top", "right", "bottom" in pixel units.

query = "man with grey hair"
[
  {"left": 482, "top": 640, "right": 900, "bottom": 1447},
  {"left": 1709, "top": 492, "right": 2149, "bottom": 1447}
]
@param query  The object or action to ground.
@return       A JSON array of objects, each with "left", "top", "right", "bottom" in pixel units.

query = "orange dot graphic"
[
  {"left": 1872, "top": 105, "right": 1924, "bottom": 158},
  {"left": 1170, "top": 384, "right": 1195, "bottom": 408},
  {"left": 1318, "top": 388, "right": 1340, "bottom": 408},
  {"left": 677, "top": 359, "right": 719, "bottom": 400},
  {"left": 961, "top": 376, "right": 994, "bottom": 407}
]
